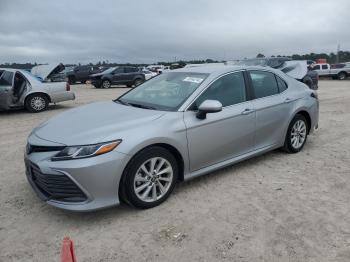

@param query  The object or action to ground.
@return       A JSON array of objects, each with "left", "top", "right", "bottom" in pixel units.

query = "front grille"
[
  {"left": 26, "top": 143, "right": 65, "bottom": 154},
  {"left": 29, "top": 162, "right": 87, "bottom": 202}
]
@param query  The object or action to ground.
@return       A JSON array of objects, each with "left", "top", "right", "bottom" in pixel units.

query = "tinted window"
[
  {"left": 0, "top": 71, "right": 14, "bottom": 86},
  {"left": 250, "top": 71, "right": 279, "bottom": 99},
  {"left": 313, "top": 65, "right": 320, "bottom": 70},
  {"left": 276, "top": 75, "right": 288, "bottom": 92},
  {"left": 125, "top": 67, "right": 137, "bottom": 73},
  {"left": 321, "top": 65, "right": 328, "bottom": 70},
  {"left": 113, "top": 67, "right": 124, "bottom": 74},
  {"left": 195, "top": 72, "right": 246, "bottom": 108}
]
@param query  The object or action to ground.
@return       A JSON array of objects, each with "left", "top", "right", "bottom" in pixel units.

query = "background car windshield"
[
  {"left": 119, "top": 72, "right": 209, "bottom": 111},
  {"left": 102, "top": 67, "right": 115, "bottom": 74}
]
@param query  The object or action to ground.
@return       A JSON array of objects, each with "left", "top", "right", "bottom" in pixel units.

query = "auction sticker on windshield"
[{"left": 183, "top": 77, "right": 204, "bottom": 84}]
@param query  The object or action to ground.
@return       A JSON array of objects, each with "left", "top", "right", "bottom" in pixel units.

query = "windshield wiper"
[
  {"left": 128, "top": 103, "right": 156, "bottom": 110},
  {"left": 114, "top": 98, "right": 131, "bottom": 106},
  {"left": 114, "top": 99, "right": 156, "bottom": 110}
]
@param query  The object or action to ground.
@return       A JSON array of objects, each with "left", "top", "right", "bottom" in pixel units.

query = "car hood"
[
  {"left": 280, "top": 61, "right": 308, "bottom": 80},
  {"left": 31, "top": 63, "right": 65, "bottom": 81},
  {"left": 33, "top": 101, "right": 165, "bottom": 145}
]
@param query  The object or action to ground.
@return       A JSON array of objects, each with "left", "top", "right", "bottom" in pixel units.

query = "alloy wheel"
[
  {"left": 133, "top": 157, "right": 173, "bottom": 202},
  {"left": 102, "top": 80, "right": 111, "bottom": 88},
  {"left": 290, "top": 120, "right": 307, "bottom": 149},
  {"left": 30, "top": 96, "right": 46, "bottom": 111}
]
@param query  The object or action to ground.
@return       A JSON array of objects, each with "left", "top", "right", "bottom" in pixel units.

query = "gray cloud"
[{"left": 0, "top": 0, "right": 349, "bottom": 64}]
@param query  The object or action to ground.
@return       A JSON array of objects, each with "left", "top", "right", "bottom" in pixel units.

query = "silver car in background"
[
  {"left": 0, "top": 65, "right": 75, "bottom": 112},
  {"left": 24, "top": 65, "right": 319, "bottom": 211}
]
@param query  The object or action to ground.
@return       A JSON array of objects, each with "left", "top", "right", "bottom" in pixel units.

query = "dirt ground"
[{"left": 1, "top": 80, "right": 350, "bottom": 262}]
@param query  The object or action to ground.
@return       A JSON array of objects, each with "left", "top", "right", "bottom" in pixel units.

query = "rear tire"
[
  {"left": 283, "top": 114, "right": 308, "bottom": 153},
  {"left": 134, "top": 78, "right": 143, "bottom": 87},
  {"left": 25, "top": 94, "right": 49, "bottom": 113},
  {"left": 120, "top": 147, "right": 178, "bottom": 209},
  {"left": 338, "top": 72, "right": 347, "bottom": 80}
]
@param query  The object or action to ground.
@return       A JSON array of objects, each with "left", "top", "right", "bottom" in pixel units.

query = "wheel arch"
[
  {"left": 122, "top": 142, "right": 185, "bottom": 182},
  {"left": 294, "top": 110, "right": 311, "bottom": 134},
  {"left": 25, "top": 91, "right": 52, "bottom": 103},
  {"left": 338, "top": 71, "right": 348, "bottom": 77}
]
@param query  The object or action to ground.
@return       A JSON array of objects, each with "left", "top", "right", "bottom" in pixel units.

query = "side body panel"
[{"left": 184, "top": 102, "right": 255, "bottom": 172}]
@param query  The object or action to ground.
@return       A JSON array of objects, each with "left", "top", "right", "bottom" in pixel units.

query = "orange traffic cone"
[{"left": 60, "top": 237, "right": 77, "bottom": 262}]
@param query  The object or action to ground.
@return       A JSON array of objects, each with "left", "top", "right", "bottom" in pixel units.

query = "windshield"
[
  {"left": 236, "top": 59, "right": 267, "bottom": 66},
  {"left": 117, "top": 72, "right": 209, "bottom": 111},
  {"left": 102, "top": 67, "right": 116, "bottom": 74}
]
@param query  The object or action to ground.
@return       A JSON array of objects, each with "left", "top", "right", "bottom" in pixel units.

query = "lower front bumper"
[{"left": 25, "top": 150, "right": 131, "bottom": 211}]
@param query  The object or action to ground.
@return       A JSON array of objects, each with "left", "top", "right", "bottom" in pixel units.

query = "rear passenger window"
[
  {"left": 276, "top": 75, "right": 288, "bottom": 92},
  {"left": 249, "top": 71, "right": 279, "bottom": 99},
  {"left": 321, "top": 65, "right": 328, "bottom": 70},
  {"left": 194, "top": 72, "right": 246, "bottom": 108},
  {"left": 0, "top": 71, "right": 14, "bottom": 86}
]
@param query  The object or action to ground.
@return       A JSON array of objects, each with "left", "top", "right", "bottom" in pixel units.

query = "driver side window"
[{"left": 193, "top": 72, "right": 246, "bottom": 109}]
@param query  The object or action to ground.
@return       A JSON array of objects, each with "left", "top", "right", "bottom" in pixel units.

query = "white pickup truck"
[{"left": 313, "top": 63, "right": 350, "bottom": 80}]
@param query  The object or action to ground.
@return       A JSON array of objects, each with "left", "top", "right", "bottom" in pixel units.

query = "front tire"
[
  {"left": 102, "top": 79, "right": 111, "bottom": 88},
  {"left": 25, "top": 94, "right": 49, "bottom": 113},
  {"left": 283, "top": 114, "right": 308, "bottom": 153},
  {"left": 121, "top": 147, "right": 178, "bottom": 209}
]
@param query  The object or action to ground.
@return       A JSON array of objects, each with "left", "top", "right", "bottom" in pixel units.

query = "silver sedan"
[
  {"left": 24, "top": 65, "right": 319, "bottom": 211},
  {"left": 0, "top": 67, "right": 75, "bottom": 112}
]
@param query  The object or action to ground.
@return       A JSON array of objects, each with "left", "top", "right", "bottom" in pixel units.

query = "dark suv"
[
  {"left": 66, "top": 65, "right": 102, "bottom": 84},
  {"left": 90, "top": 66, "right": 145, "bottom": 88}
]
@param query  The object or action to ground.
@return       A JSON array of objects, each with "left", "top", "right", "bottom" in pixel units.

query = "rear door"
[
  {"left": 0, "top": 71, "right": 14, "bottom": 108},
  {"left": 111, "top": 67, "right": 125, "bottom": 84},
  {"left": 248, "top": 70, "right": 293, "bottom": 149},
  {"left": 124, "top": 67, "right": 138, "bottom": 82},
  {"left": 184, "top": 71, "right": 255, "bottom": 171}
]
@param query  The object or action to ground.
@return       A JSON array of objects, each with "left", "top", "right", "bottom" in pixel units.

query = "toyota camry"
[{"left": 24, "top": 65, "right": 319, "bottom": 211}]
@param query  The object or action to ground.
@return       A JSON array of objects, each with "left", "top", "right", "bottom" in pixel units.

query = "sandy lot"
[{"left": 0, "top": 81, "right": 350, "bottom": 262}]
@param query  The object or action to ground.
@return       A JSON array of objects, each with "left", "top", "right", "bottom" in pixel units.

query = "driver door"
[{"left": 183, "top": 71, "right": 255, "bottom": 172}]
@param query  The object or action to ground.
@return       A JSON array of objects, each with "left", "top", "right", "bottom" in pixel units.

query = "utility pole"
[{"left": 336, "top": 44, "right": 340, "bottom": 63}]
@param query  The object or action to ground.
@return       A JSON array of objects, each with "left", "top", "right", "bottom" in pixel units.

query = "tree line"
[{"left": 1, "top": 51, "right": 350, "bottom": 70}]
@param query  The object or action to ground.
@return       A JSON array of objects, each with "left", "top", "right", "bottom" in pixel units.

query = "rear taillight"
[
  {"left": 66, "top": 82, "right": 70, "bottom": 91},
  {"left": 311, "top": 92, "right": 318, "bottom": 100}
]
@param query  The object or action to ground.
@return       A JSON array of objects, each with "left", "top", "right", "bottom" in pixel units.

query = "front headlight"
[{"left": 51, "top": 140, "right": 122, "bottom": 161}]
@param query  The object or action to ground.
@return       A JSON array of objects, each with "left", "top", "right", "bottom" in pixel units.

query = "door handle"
[
  {"left": 284, "top": 98, "right": 293, "bottom": 103},
  {"left": 241, "top": 108, "right": 255, "bottom": 115}
]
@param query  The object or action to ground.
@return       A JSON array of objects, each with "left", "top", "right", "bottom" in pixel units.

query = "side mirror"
[{"left": 196, "top": 100, "right": 222, "bottom": 119}]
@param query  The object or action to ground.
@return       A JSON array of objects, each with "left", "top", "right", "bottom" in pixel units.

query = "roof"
[{"left": 172, "top": 64, "right": 277, "bottom": 76}]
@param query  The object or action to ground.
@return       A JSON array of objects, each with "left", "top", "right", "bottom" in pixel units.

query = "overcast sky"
[{"left": 0, "top": 0, "right": 349, "bottom": 64}]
